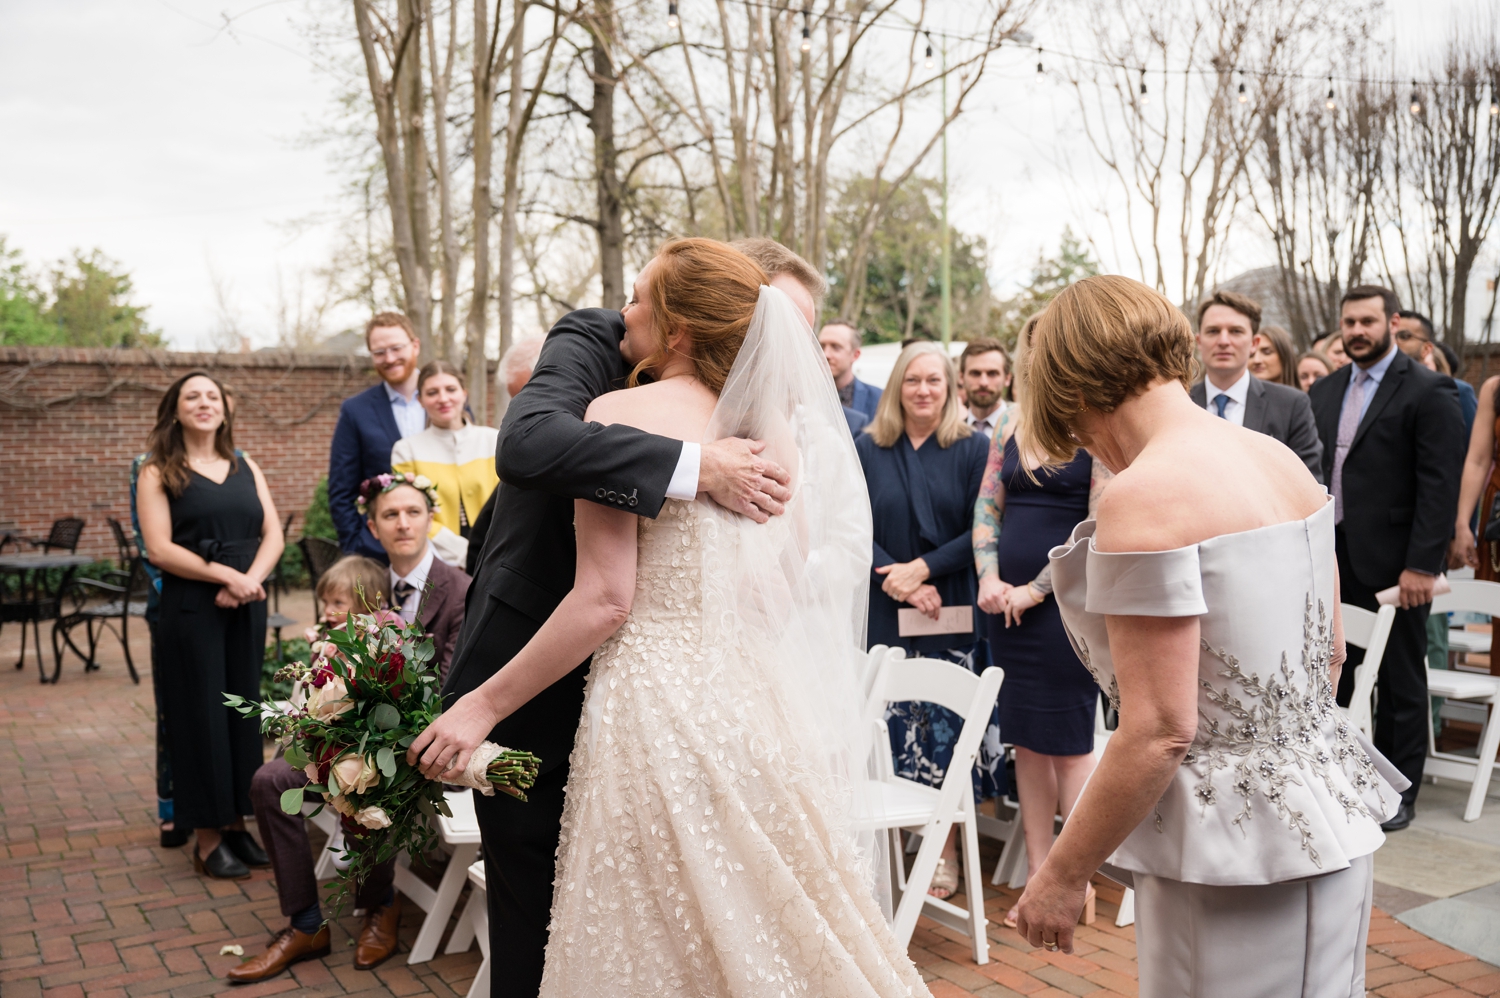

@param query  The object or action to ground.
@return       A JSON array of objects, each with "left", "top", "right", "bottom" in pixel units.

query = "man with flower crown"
[{"left": 226, "top": 474, "right": 470, "bottom": 984}]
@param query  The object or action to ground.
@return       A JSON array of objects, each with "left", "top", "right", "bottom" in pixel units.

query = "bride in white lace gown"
[{"left": 414, "top": 238, "right": 927, "bottom": 998}]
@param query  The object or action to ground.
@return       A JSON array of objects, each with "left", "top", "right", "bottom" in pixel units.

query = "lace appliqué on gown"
[
  {"left": 1183, "top": 597, "right": 1389, "bottom": 868},
  {"left": 539, "top": 500, "right": 928, "bottom": 998}
]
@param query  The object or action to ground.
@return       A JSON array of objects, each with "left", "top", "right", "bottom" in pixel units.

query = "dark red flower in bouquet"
[
  {"left": 310, "top": 740, "right": 343, "bottom": 785},
  {"left": 376, "top": 650, "right": 407, "bottom": 696}
]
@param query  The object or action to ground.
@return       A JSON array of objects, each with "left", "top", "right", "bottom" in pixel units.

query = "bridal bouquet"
[{"left": 225, "top": 607, "right": 540, "bottom": 912}]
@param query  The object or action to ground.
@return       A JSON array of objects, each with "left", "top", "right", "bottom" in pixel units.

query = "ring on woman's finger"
[{"left": 1043, "top": 937, "right": 1060, "bottom": 952}]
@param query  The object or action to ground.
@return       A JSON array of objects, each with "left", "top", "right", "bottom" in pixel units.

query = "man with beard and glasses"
[
  {"left": 1309, "top": 284, "right": 1465, "bottom": 832},
  {"left": 958, "top": 338, "right": 1012, "bottom": 439},
  {"left": 329, "top": 312, "right": 426, "bottom": 562}
]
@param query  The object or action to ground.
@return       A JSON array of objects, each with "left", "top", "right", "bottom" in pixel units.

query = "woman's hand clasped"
[
  {"left": 876, "top": 557, "right": 931, "bottom": 602},
  {"left": 1002, "top": 583, "right": 1043, "bottom": 627},
  {"left": 977, "top": 574, "right": 1010, "bottom": 615},
  {"left": 222, "top": 570, "right": 265, "bottom": 604},
  {"left": 1452, "top": 523, "right": 1479, "bottom": 570},
  {"left": 407, "top": 692, "right": 503, "bottom": 782},
  {"left": 906, "top": 584, "right": 942, "bottom": 620},
  {"left": 1014, "top": 865, "right": 1089, "bottom": 955}
]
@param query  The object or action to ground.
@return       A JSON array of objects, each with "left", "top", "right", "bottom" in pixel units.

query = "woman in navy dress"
[
  {"left": 974, "top": 317, "right": 1104, "bottom": 927},
  {"left": 855, "top": 341, "right": 993, "bottom": 899}
]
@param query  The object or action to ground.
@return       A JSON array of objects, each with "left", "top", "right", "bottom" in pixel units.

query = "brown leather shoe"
[
  {"left": 353, "top": 895, "right": 400, "bottom": 970},
  {"left": 225, "top": 925, "right": 330, "bottom": 984}
]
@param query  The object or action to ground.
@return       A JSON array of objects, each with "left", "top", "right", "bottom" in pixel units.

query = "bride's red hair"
[{"left": 629, "top": 238, "right": 768, "bottom": 395}]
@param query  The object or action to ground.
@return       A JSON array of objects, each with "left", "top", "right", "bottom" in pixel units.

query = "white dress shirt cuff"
[{"left": 665, "top": 442, "right": 701, "bottom": 501}]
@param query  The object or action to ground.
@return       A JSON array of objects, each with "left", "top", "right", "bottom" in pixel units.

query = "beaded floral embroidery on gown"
[{"left": 539, "top": 498, "right": 929, "bottom": 998}]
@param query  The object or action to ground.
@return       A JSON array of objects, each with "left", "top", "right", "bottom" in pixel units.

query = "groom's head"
[{"left": 730, "top": 238, "right": 824, "bottom": 328}]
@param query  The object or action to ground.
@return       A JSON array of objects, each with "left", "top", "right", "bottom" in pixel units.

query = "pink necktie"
[{"left": 1332, "top": 369, "right": 1369, "bottom": 524}]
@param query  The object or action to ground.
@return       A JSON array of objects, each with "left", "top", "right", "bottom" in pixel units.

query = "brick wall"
[{"left": 0, "top": 347, "right": 380, "bottom": 562}]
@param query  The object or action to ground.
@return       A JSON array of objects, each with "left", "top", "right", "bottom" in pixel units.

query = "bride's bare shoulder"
[{"left": 585, "top": 379, "right": 715, "bottom": 442}]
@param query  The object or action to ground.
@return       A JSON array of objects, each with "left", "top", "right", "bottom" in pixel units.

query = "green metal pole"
[{"left": 940, "top": 39, "right": 951, "bottom": 347}]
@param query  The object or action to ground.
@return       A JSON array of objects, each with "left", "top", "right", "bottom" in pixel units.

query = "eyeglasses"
[
  {"left": 370, "top": 344, "right": 413, "bottom": 359},
  {"left": 1394, "top": 329, "right": 1430, "bottom": 343}
]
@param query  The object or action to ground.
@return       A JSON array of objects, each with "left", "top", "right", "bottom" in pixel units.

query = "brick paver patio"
[{"left": 3, "top": 605, "right": 1497, "bottom": 997}]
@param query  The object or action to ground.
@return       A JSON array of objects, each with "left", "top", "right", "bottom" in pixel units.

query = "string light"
[
  {"left": 1036, "top": 46, "right": 1043, "bottom": 76},
  {"left": 667, "top": 1, "right": 678, "bottom": 30},
  {"left": 800, "top": 7, "right": 811, "bottom": 53},
  {"left": 1491, "top": 81, "right": 1499, "bottom": 116},
  {"left": 924, "top": 30, "right": 933, "bottom": 69},
  {"left": 1139, "top": 68, "right": 1148, "bottom": 105},
  {"left": 1326, "top": 76, "right": 1336, "bottom": 111},
  {"left": 1410, "top": 81, "right": 1422, "bottom": 115}
]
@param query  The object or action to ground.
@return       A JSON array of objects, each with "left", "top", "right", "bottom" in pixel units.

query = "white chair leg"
[
  {"left": 1116, "top": 886, "right": 1135, "bottom": 927},
  {"left": 1463, "top": 700, "right": 1500, "bottom": 822},
  {"left": 960, "top": 815, "right": 988, "bottom": 965},
  {"left": 408, "top": 842, "right": 478, "bottom": 964},
  {"left": 464, "top": 880, "right": 490, "bottom": 998},
  {"left": 465, "top": 956, "right": 490, "bottom": 998},
  {"left": 992, "top": 816, "right": 1025, "bottom": 887},
  {"left": 448, "top": 888, "right": 480, "bottom": 955},
  {"left": 313, "top": 825, "right": 341, "bottom": 881},
  {"left": 891, "top": 819, "right": 952, "bottom": 948}
]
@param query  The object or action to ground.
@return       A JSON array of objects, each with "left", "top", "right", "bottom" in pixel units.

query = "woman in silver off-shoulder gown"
[{"left": 1010, "top": 275, "right": 1405, "bottom": 998}]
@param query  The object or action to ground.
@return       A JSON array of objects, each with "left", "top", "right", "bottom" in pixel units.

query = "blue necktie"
[{"left": 1213, "top": 394, "right": 1230, "bottom": 418}]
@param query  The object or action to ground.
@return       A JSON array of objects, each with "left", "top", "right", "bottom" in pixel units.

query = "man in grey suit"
[{"left": 1189, "top": 289, "right": 1324, "bottom": 483}]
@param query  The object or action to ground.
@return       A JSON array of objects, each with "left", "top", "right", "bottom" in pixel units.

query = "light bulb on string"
[
  {"left": 1410, "top": 82, "right": 1422, "bottom": 116},
  {"left": 1139, "top": 69, "right": 1148, "bottom": 106},
  {"left": 1491, "top": 81, "right": 1499, "bottom": 116},
  {"left": 1326, "top": 77, "right": 1336, "bottom": 111},
  {"left": 1236, "top": 69, "right": 1247, "bottom": 104},
  {"left": 924, "top": 31, "right": 933, "bottom": 69},
  {"left": 1036, "top": 47, "right": 1043, "bottom": 76},
  {"left": 800, "top": 7, "right": 811, "bottom": 53},
  {"left": 667, "top": 1, "right": 678, "bottom": 30}
]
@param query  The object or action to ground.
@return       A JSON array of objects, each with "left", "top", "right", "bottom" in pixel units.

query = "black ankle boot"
[
  {"left": 221, "top": 829, "right": 270, "bottom": 868},
  {"left": 194, "top": 840, "right": 251, "bottom": 881},
  {"left": 160, "top": 823, "right": 189, "bottom": 849}
]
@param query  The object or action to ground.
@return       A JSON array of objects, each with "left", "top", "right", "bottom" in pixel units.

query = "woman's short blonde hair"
[
  {"left": 1024, "top": 275, "right": 1195, "bottom": 463},
  {"left": 316, "top": 555, "right": 389, "bottom": 613},
  {"left": 865, "top": 342, "right": 973, "bottom": 449}
]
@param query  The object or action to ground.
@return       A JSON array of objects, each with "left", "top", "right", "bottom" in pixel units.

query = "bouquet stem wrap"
[{"left": 452, "top": 741, "right": 542, "bottom": 799}]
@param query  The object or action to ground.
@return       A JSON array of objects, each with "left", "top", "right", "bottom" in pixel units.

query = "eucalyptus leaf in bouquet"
[{"left": 226, "top": 608, "right": 539, "bottom": 917}]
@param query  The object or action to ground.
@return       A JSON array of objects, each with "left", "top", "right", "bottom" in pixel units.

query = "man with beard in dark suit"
[
  {"left": 1309, "top": 284, "right": 1464, "bottom": 832},
  {"left": 413, "top": 304, "right": 790, "bottom": 998}
]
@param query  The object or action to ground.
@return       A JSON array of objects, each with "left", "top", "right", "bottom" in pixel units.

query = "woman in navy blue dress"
[
  {"left": 974, "top": 317, "right": 1103, "bottom": 926},
  {"left": 855, "top": 342, "right": 994, "bottom": 899}
]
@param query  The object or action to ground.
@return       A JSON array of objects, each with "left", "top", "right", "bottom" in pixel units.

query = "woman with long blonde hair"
[{"left": 854, "top": 341, "right": 991, "bottom": 899}]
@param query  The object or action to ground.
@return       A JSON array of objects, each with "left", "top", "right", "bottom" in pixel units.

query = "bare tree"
[
  {"left": 352, "top": 0, "right": 435, "bottom": 351},
  {"left": 425, "top": 0, "right": 462, "bottom": 361},
  {"left": 1068, "top": 0, "right": 1326, "bottom": 309},
  {"left": 1393, "top": 34, "right": 1500, "bottom": 349},
  {"left": 1248, "top": 75, "right": 1393, "bottom": 346}
]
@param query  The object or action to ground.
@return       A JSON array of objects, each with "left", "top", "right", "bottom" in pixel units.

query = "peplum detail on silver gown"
[{"left": 1048, "top": 499, "right": 1406, "bottom": 887}]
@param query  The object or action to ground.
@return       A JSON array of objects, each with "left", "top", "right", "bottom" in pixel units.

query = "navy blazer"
[
  {"left": 329, "top": 382, "right": 402, "bottom": 561},
  {"left": 855, "top": 430, "right": 988, "bottom": 655},
  {"left": 848, "top": 378, "right": 883, "bottom": 420},
  {"left": 844, "top": 406, "right": 870, "bottom": 435}
]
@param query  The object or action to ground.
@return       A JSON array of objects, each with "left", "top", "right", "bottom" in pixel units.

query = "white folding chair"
[
  {"left": 855, "top": 656, "right": 1004, "bottom": 964},
  {"left": 458, "top": 860, "right": 489, "bottom": 998},
  {"left": 1428, "top": 581, "right": 1500, "bottom": 821},
  {"left": 402, "top": 789, "right": 484, "bottom": 963},
  {"left": 1341, "top": 602, "right": 1396, "bottom": 740}
]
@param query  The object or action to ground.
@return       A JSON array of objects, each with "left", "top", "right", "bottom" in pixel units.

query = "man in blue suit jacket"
[
  {"left": 818, "top": 318, "right": 883, "bottom": 419},
  {"left": 328, "top": 312, "right": 428, "bottom": 562}
]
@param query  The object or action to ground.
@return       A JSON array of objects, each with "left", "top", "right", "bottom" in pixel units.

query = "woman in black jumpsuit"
[{"left": 138, "top": 372, "right": 283, "bottom": 879}]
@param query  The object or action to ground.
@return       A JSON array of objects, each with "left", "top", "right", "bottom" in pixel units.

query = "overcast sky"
[{"left": 0, "top": 0, "right": 1479, "bottom": 349}]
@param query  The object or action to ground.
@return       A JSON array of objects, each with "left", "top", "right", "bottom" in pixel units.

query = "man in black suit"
[
  {"left": 1189, "top": 289, "right": 1324, "bottom": 482},
  {"left": 1309, "top": 284, "right": 1465, "bottom": 831},
  {"left": 433, "top": 306, "right": 790, "bottom": 998}
]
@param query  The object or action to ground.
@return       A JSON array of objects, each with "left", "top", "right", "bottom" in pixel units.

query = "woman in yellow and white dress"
[{"left": 390, "top": 360, "right": 499, "bottom": 568}]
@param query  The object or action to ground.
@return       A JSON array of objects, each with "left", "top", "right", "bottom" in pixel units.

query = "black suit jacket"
[
  {"left": 1308, "top": 349, "right": 1465, "bottom": 589},
  {"left": 440, "top": 308, "right": 682, "bottom": 775},
  {"left": 416, "top": 556, "right": 471, "bottom": 685},
  {"left": 1190, "top": 376, "right": 1325, "bottom": 484}
]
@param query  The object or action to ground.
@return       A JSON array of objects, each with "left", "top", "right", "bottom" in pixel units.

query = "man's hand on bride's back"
[{"left": 699, "top": 438, "right": 792, "bottom": 523}]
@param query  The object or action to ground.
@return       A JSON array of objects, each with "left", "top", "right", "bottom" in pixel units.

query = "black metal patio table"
[{"left": 0, "top": 553, "right": 92, "bottom": 683}]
